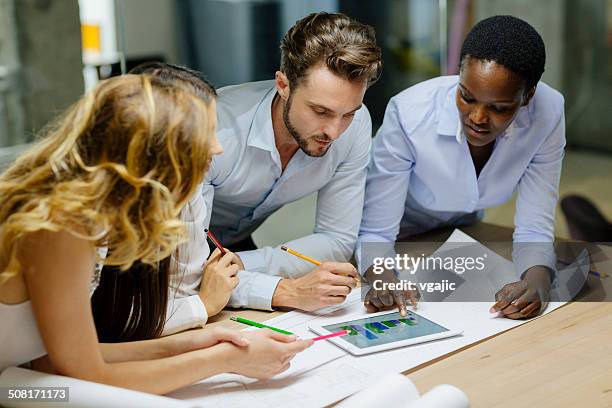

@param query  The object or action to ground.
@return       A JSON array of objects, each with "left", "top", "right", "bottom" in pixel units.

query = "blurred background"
[{"left": 0, "top": 0, "right": 611, "bottom": 243}]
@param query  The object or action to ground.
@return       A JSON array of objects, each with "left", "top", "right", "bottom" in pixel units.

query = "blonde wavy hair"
[{"left": 0, "top": 74, "right": 214, "bottom": 284}]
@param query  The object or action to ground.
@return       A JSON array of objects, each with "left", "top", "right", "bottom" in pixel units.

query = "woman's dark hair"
[
  {"left": 92, "top": 62, "right": 216, "bottom": 342},
  {"left": 460, "top": 15, "right": 546, "bottom": 89},
  {"left": 129, "top": 61, "right": 217, "bottom": 100},
  {"left": 92, "top": 257, "right": 170, "bottom": 342}
]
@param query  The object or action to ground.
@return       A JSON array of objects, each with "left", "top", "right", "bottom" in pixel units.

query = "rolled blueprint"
[
  {"left": 406, "top": 384, "right": 470, "bottom": 408},
  {"left": 336, "top": 373, "right": 469, "bottom": 408}
]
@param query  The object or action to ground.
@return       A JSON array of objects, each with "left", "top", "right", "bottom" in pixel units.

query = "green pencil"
[{"left": 229, "top": 316, "right": 294, "bottom": 335}]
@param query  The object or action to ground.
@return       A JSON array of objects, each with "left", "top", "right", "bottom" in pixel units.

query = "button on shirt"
[
  {"left": 183, "top": 80, "right": 372, "bottom": 311},
  {"left": 357, "top": 76, "right": 565, "bottom": 277}
]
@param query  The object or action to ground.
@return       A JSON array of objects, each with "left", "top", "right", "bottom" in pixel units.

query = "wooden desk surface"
[{"left": 207, "top": 223, "right": 612, "bottom": 407}]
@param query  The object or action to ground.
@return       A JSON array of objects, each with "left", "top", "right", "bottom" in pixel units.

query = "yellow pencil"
[
  {"left": 280, "top": 246, "right": 359, "bottom": 283},
  {"left": 281, "top": 245, "right": 322, "bottom": 266}
]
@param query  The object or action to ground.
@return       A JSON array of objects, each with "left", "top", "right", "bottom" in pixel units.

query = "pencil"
[
  {"left": 205, "top": 228, "right": 226, "bottom": 255},
  {"left": 311, "top": 330, "right": 349, "bottom": 342},
  {"left": 230, "top": 316, "right": 294, "bottom": 335},
  {"left": 281, "top": 245, "right": 361, "bottom": 285},
  {"left": 280, "top": 245, "right": 321, "bottom": 266},
  {"left": 589, "top": 270, "right": 609, "bottom": 278}
]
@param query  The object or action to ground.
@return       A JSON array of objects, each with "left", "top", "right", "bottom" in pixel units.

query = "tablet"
[{"left": 309, "top": 310, "right": 462, "bottom": 355}]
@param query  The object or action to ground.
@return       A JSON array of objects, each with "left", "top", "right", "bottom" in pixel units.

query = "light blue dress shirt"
[
  {"left": 185, "top": 80, "right": 372, "bottom": 311},
  {"left": 357, "top": 75, "right": 565, "bottom": 277}
]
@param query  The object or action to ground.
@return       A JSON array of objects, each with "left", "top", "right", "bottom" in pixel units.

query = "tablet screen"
[{"left": 322, "top": 311, "right": 449, "bottom": 349}]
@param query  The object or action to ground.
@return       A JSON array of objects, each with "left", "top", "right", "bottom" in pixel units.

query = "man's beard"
[{"left": 283, "top": 95, "right": 332, "bottom": 157}]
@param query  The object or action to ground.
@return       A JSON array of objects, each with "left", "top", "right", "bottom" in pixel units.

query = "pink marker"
[{"left": 311, "top": 330, "right": 349, "bottom": 342}]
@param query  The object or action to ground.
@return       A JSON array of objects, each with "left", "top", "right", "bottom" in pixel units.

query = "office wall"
[
  {"left": 14, "top": 0, "right": 84, "bottom": 140},
  {"left": 122, "top": 0, "right": 179, "bottom": 63},
  {"left": 0, "top": 0, "right": 23, "bottom": 147},
  {"left": 474, "top": 0, "right": 565, "bottom": 90}
]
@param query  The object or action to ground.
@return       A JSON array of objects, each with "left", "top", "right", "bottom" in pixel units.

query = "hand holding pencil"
[
  {"left": 199, "top": 228, "right": 244, "bottom": 317},
  {"left": 280, "top": 246, "right": 359, "bottom": 283},
  {"left": 272, "top": 246, "right": 359, "bottom": 311},
  {"left": 199, "top": 248, "right": 241, "bottom": 317}
]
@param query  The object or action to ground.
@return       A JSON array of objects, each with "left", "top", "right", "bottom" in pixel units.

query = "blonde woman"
[{"left": 0, "top": 74, "right": 311, "bottom": 394}]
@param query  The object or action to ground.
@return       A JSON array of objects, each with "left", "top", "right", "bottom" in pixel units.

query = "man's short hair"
[{"left": 280, "top": 12, "right": 382, "bottom": 88}]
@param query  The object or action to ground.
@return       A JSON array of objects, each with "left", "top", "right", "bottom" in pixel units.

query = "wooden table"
[{"left": 207, "top": 223, "right": 612, "bottom": 407}]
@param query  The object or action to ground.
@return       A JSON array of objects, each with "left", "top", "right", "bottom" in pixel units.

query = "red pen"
[
  {"left": 204, "top": 228, "right": 226, "bottom": 255},
  {"left": 310, "top": 330, "right": 349, "bottom": 342}
]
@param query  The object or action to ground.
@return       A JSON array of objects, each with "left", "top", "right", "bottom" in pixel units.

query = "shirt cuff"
[
  {"left": 355, "top": 235, "right": 396, "bottom": 276},
  {"left": 513, "top": 243, "right": 557, "bottom": 280},
  {"left": 229, "top": 271, "right": 282, "bottom": 311},
  {"left": 162, "top": 295, "right": 208, "bottom": 336},
  {"left": 237, "top": 249, "right": 266, "bottom": 273},
  {"left": 253, "top": 274, "right": 282, "bottom": 311}
]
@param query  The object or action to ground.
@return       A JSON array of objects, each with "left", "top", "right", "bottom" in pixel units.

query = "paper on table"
[
  {"left": 550, "top": 248, "right": 590, "bottom": 301},
  {"left": 171, "top": 229, "right": 567, "bottom": 408},
  {"left": 335, "top": 373, "right": 420, "bottom": 407},
  {"left": 275, "top": 326, "right": 346, "bottom": 379},
  {"left": 336, "top": 374, "right": 470, "bottom": 408},
  {"left": 167, "top": 311, "right": 347, "bottom": 406},
  {"left": 405, "top": 384, "right": 470, "bottom": 408},
  {"left": 441, "top": 229, "right": 591, "bottom": 303},
  {"left": 408, "top": 229, "right": 518, "bottom": 302},
  {"left": 0, "top": 367, "right": 194, "bottom": 408}
]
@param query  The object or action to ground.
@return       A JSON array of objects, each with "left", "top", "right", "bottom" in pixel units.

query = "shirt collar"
[
  {"left": 512, "top": 102, "right": 533, "bottom": 129},
  {"left": 247, "top": 85, "right": 278, "bottom": 152},
  {"left": 437, "top": 84, "right": 461, "bottom": 137}
]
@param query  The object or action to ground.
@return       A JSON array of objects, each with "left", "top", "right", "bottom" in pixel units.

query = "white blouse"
[
  {"left": 0, "top": 300, "right": 47, "bottom": 372},
  {"left": 0, "top": 247, "right": 108, "bottom": 373}
]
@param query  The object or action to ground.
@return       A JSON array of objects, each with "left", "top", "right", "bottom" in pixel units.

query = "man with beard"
[{"left": 173, "top": 12, "right": 382, "bottom": 318}]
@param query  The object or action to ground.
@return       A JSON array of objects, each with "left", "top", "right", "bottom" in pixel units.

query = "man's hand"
[
  {"left": 271, "top": 262, "right": 358, "bottom": 311},
  {"left": 199, "top": 249, "right": 241, "bottom": 316},
  {"left": 363, "top": 267, "right": 418, "bottom": 317},
  {"left": 490, "top": 266, "right": 552, "bottom": 319}
]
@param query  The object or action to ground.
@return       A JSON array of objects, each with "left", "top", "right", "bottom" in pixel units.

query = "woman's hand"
[
  {"left": 199, "top": 249, "right": 241, "bottom": 316},
  {"left": 490, "top": 266, "right": 551, "bottom": 319},
  {"left": 168, "top": 326, "right": 251, "bottom": 355},
  {"left": 225, "top": 329, "right": 313, "bottom": 379}
]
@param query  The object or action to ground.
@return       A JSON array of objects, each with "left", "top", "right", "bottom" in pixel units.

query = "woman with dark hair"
[
  {"left": 92, "top": 62, "right": 243, "bottom": 340},
  {"left": 358, "top": 16, "right": 565, "bottom": 320}
]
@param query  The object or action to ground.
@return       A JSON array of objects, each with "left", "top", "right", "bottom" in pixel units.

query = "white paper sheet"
[
  {"left": 335, "top": 373, "right": 420, "bottom": 407},
  {"left": 170, "top": 229, "right": 566, "bottom": 407},
  {"left": 405, "top": 384, "right": 470, "bottom": 408},
  {"left": 336, "top": 374, "right": 470, "bottom": 408}
]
